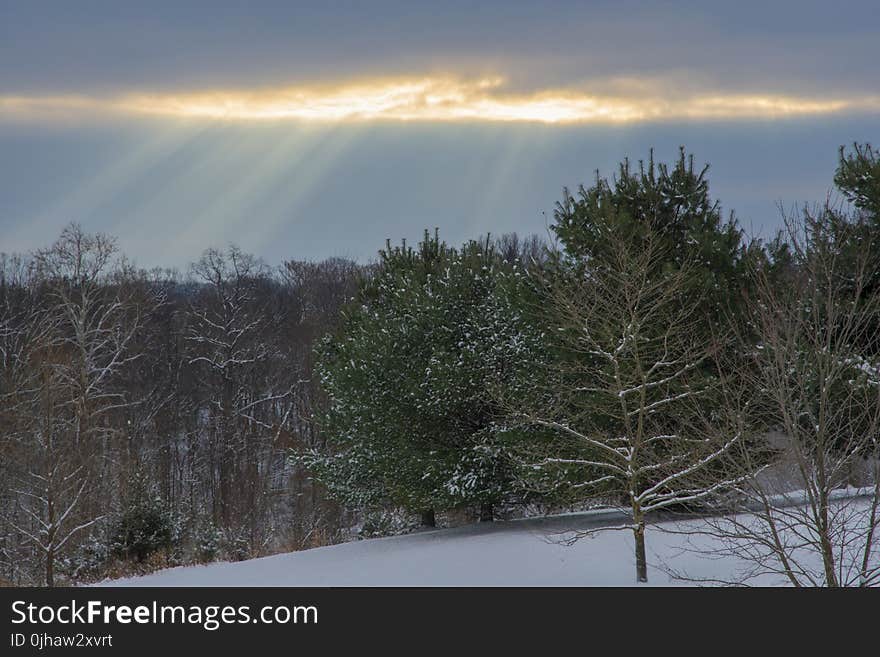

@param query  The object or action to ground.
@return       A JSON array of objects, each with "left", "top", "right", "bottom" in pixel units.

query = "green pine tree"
[{"left": 303, "top": 231, "right": 545, "bottom": 522}]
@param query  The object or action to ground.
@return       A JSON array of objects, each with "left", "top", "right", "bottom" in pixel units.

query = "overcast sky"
[{"left": 1, "top": 1, "right": 878, "bottom": 266}]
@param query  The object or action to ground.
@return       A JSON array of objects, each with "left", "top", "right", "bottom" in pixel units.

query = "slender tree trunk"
[
  {"left": 633, "top": 517, "right": 648, "bottom": 583},
  {"left": 860, "top": 479, "right": 879, "bottom": 586},
  {"left": 817, "top": 491, "right": 839, "bottom": 587},
  {"left": 46, "top": 548, "right": 55, "bottom": 587},
  {"left": 479, "top": 503, "right": 494, "bottom": 522},
  {"left": 45, "top": 442, "right": 57, "bottom": 588},
  {"left": 421, "top": 509, "right": 436, "bottom": 528}
]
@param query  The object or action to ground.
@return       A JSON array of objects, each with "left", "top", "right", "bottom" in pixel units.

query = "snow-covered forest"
[{"left": 2, "top": 144, "right": 879, "bottom": 586}]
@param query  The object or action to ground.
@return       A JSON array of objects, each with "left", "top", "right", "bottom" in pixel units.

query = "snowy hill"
[{"left": 101, "top": 509, "right": 800, "bottom": 587}]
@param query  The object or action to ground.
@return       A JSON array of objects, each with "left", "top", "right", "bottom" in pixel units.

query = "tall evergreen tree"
[
  {"left": 305, "top": 231, "right": 544, "bottom": 522},
  {"left": 509, "top": 149, "right": 760, "bottom": 529},
  {"left": 831, "top": 143, "right": 880, "bottom": 305},
  {"left": 552, "top": 147, "right": 748, "bottom": 323}
]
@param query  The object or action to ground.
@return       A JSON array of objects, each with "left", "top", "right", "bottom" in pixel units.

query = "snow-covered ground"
[{"left": 101, "top": 506, "right": 849, "bottom": 587}]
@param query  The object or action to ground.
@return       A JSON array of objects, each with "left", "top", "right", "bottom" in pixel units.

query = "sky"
[{"left": 1, "top": 1, "right": 878, "bottom": 267}]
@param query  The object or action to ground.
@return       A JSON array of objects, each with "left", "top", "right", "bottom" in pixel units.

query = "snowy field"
[{"left": 101, "top": 505, "right": 866, "bottom": 587}]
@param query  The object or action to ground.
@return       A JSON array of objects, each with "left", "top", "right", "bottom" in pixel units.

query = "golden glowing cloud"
[{"left": 3, "top": 76, "right": 879, "bottom": 124}]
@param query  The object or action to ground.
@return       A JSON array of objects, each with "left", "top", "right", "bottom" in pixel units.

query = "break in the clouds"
[
  {"left": 3, "top": 75, "right": 880, "bottom": 125},
  {"left": 1, "top": 1, "right": 878, "bottom": 265}
]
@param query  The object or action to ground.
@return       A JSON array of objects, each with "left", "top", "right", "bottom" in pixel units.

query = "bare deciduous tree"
[
  {"left": 676, "top": 209, "right": 880, "bottom": 586},
  {"left": 518, "top": 228, "right": 745, "bottom": 583}
]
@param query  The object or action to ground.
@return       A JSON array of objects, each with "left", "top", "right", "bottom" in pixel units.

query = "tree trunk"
[
  {"left": 421, "top": 509, "right": 436, "bottom": 528},
  {"left": 634, "top": 522, "right": 648, "bottom": 583},
  {"left": 479, "top": 503, "right": 494, "bottom": 522},
  {"left": 46, "top": 549, "right": 55, "bottom": 587},
  {"left": 46, "top": 481, "right": 56, "bottom": 587},
  {"left": 817, "top": 491, "right": 839, "bottom": 587}
]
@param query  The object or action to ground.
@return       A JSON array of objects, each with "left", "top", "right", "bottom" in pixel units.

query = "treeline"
[
  {"left": 0, "top": 236, "right": 365, "bottom": 585},
  {"left": 2, "top": 144, "right": 879, "bottom": 586}
]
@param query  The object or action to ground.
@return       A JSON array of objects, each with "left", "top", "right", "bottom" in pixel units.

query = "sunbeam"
[{"left": 5, "top": 121, "right": 210, "bottom": 251}]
